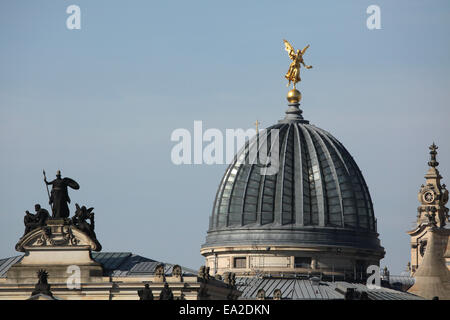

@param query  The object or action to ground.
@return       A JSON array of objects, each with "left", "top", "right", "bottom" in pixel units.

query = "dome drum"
[
  {"left": 202, "top": 227, "right": 383, "bottom": 252},
  {"left": 201, "top": 244, "right": 383, "bottom": 278}
]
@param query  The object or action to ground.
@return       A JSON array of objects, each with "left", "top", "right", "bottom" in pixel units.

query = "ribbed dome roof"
[
  {"left": 210, "top": 122, "right": 375, "bottom": 230},
  {"left": 203, "top": 102, "right": 382, "bottom": 252}
]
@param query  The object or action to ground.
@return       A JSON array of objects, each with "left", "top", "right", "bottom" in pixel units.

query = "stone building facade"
[
  {"left": 407, "top": 143, "right": 450, "bottom": 275},
  {"left": 0, "top": 193, "right": 239, "bottom": 300}
]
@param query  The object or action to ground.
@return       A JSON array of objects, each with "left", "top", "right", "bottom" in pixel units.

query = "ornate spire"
[
  {"left": 428, "top": 142, "right": 439, "bottom": 168},
  {"left": 415, "top": 143, "right": 449, "bottom": 228},
  {"left": 408, "top": 144, "right": 450, "bottom": 276}
]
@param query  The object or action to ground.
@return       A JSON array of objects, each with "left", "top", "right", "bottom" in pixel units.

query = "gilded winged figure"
[{"left": 283, "top": 39, "right": 312, "bottom": 88}]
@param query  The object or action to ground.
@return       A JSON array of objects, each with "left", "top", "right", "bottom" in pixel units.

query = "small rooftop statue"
[
  {"left": 138, "top": 284, "right": 154, "bottom": 300},
  {"left": 198, "top": 265, "right": 210, "bottom": 281},
  {"left": 23, "top": 204, "right": 49, "bottom": 236},
  {"left": 72, "top": 203, "right": 102, "bottom": 250},
  {"left": 159, "top": 282, "right": 173, "bottom": 300},
  {"left": 31, "top": 269, "right": 53, "bottom": 298},
  {"left": 44, "top": 170, "right": 79, "bottom": 219}
]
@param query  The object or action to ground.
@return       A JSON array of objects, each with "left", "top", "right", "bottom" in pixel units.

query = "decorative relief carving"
[
  {"left": 257, "top": 289, "right": 266, "bottom": 300},
  {"left": 35, "top": 227, "right": 53, "bottom": 246},
  {"left": 273, "top": 289, "right": 282, "bottom": 300},
  {"left": 62, "top": 226, "right": 80, "bottom": 245},
  {"left": 155, "top": 264, "right": 166, "bottom": 282},
  {"left": 223, "top": 272, "right": 236, "bottom": 287},
  {"left": 15, "top": 222, "right": 99, "bottom": 252},
  {"left": 198, "top": 265, "right": 210, "bottom": 281},
  {"left": 172, "top": 264, "right": 183, "bottom": 282}
]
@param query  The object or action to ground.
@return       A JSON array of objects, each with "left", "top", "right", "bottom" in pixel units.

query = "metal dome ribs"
[{"left": 209, "top": 122, "right": 375, "bottom": 232}]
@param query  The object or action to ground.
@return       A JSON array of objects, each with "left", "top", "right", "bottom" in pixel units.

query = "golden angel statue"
[{"left": 283, "top": 39, "right": 312, "bottom": 88}]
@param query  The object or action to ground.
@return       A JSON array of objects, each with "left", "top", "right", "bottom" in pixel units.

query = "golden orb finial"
[{"left": 287, "top": 89, "right": 301, "bottom": 104}]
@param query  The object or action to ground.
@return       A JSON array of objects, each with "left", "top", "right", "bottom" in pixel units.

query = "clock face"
[{"left": 423, "top": 191, "right": 435, "bottom": 203}]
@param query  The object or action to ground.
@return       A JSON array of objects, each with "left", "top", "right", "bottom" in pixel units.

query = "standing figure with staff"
[{"left": 44, "top": 170, "right": 80, "bottom": 219}]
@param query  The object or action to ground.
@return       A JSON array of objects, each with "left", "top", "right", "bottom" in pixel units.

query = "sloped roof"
[
  {"left": 236, "top": 276, "right": 424, "bottom": 300},
  {"left": 92, "top": 252, "right": 197, "bottom": 277},
  {"left": 236, "top": 276, "right": 341, "bottom": 299},
  {"left": 0, "top": 252, "right": 196, "bottom": 278},
  {"left": 0, "top": 255, "right": 23, "bottom": 278},
  {"left": 329, "top": 281, "right": 423, "bottom": 300}
]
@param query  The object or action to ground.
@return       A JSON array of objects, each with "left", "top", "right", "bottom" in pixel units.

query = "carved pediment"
[{"left": 16, "top": 223, "right": 100, "bottom": 252}]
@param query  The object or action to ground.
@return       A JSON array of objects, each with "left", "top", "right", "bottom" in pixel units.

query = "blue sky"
[{"left": 1, "top": 0, "right": 449, "bottom": 274}]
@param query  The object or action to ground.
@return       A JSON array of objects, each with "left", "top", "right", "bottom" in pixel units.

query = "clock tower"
[{"left": 407, "top": 143, "right": 450, "bottom": 275}]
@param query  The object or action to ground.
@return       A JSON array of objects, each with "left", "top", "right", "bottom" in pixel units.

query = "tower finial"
[{"left": 428, "top": 143, "right": 439, "bottom": 168}]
